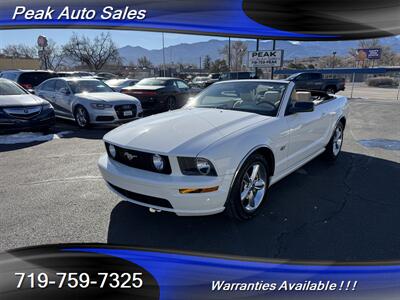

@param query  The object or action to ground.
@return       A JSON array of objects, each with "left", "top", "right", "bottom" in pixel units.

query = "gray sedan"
[{"left": 36, "top": 78, "right": 143, "bottom": 128}]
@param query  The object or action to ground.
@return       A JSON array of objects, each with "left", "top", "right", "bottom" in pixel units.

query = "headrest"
[
  {"left": 295, "top": 91, "right": 312, "bottom": 102},
  {"left": 263, "top": 91, "right": 280, "bottom": 103}
]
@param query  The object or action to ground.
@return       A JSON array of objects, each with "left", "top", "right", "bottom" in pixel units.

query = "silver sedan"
[{"left": 36, "top": 77, "right": 143, "bottom": 128}]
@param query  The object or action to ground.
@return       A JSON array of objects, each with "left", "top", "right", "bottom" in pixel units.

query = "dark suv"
[
  {"left": 220, "top": 72, "right": 257, "bottom": 81},
  {"left": 0, "top": 70, "right": 57, "bottom": 91}
]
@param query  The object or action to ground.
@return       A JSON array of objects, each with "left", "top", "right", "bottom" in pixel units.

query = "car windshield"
[
  {"left": 188, "top": 81, "right": 288, "bottom": 116},
  {"left": 68, "top": 80, "right": 114, "bottom": 94},
  {"left": 136, "top": 78, "right": 168, "bottom": 86},
  {"left": 0, "top": 80, "right": 27, "bottom": 96}
]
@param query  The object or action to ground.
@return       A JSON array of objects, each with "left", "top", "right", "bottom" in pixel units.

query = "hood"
[
  {"left": 75, "top": 92, "right": 140, "bottom": 103},
  {"left": 0, "top": 94, "right": 46, "bottom": 107},
  {"left": 104, "top": 108, "right": 268, "bottom": 155}
]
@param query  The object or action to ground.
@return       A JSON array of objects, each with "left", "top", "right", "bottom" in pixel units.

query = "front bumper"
[
  {"left": 88, "top": 106, "right": 143, "bottom": 124},
  {"left": 0, "top": 109, "right": 55, "bottom": 133},
  {"left": 98, "top": 154, "right": 232, "bottom": 216}
]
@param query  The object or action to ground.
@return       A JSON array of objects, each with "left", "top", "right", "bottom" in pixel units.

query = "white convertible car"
[{"left": 98, "top": 80, "right": 348, "bottom": 220}]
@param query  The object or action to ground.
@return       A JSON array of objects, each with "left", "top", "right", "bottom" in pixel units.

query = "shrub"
[{"left": 367, "top": 77, "right": 399, "bottom": 87}]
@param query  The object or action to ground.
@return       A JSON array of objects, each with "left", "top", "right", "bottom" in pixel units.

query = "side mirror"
[
  {"left": 28, "top": 89, "right": 35, "bottom": 94},
  {"left": 59, "top": 87, "right": 70, "bottom": 95},
  {"left": 289, "top": 101, "right": 314, "bottom": 114}
]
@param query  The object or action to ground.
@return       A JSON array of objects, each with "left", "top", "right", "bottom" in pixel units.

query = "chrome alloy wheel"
[
  {"left": 333, "top": 126, "right": 343, "bottom": 156},
  {"left": 76, "top": 107, "right": 88, "bottom": 127},
  {"left": 240, "top": 163, "right": 267, "bottom": 212}
]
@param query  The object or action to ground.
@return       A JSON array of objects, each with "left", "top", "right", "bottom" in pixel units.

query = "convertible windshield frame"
[{"left": 188, "top": 81, "right": 289, "bottom": 117}]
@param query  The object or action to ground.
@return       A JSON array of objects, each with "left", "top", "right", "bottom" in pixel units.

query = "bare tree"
[
  {"left": 63, "top": 32, "right": 120, "bottom": 71},
  {"left": 220, "top": 41, "right": 248, "bottom": 71},
  {"left": 2, "top": 44, "right": 36, "bottom": 58},
  {"left": 37, "top": 39, "right": 66, "bottom": 71},
  {"left": 210, "top": 59, "right": 229, "bottom": 73},
  {"left": 137, "top": 56, "right": 153, "bottom": 68},
  {"left": 203, "top": 55, "right": 212, "bottom": 71}
]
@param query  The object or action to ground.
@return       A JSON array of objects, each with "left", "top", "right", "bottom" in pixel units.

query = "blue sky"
[{"left": 0, "top": 29, "right": 228, "bottom": 50}]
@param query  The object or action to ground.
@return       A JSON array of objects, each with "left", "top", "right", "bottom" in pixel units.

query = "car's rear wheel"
[
  {"left": 167, "top": 96, "right": 176, "bottom": 111},
  {"left": 74, "top": 105, "right": 90, "bottom": 128},
  {"left": 225, "top": 154, "right": 269, "bottom": 221},
  {"left": 323, "top": 122, "right": 344, "bottom": 161}
]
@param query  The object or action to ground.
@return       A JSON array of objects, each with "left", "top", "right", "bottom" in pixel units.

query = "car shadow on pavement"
[{"left": 107, "top": 151, "right": 400, "bottom": 262}]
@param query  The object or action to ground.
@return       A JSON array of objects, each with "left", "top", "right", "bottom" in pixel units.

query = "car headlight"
[
  {"left": 178, "top": 157, "right": 217, "bottom": 176},
  {"left": 91, "top": 103, "right": 113, "bottom": 109},
  {"left": 42, "top": 102, "right": 53, "bottom": 109},
  {"left": 107, "top": 144, "right": 117, "bottom": 158},
  {"left": 152, "top": 154, "right": 164, "bottom": 171}
]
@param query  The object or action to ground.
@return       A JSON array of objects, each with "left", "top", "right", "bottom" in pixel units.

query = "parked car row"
[{"left": 0, "top": 69, "right": 202, "bottom": 133}]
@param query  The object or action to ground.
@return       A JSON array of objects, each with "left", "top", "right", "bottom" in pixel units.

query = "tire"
[
  {"left": 74, "top": 105, "right": 90, "bottom": 128},
  {"left": 323, "top": 122, "right": 344, "bottom": 161},
  {"left": 326, "top": 86, "right": 337, "bottom": 94},
  {"left": 166, "top": 96, "right": 176, "bottom": 111},
  {"left": 225, "top": 154, "right": 269, "bottom": 221},
  {"left": 41, "top": 126, "right": 54, "bottom": 135}
]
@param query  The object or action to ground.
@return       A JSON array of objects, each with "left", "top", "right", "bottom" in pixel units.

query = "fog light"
[
  {"left": 153, "top": 154, "right": 164, "bottom": 171},
  {"left": 109, "top": 144, "right": 116, "bottom": 158},
  {"left": 179, "top": 186, "right": 219, "bottom": 194}
]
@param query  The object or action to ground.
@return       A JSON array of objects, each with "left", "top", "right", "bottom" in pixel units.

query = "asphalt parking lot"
[{"left": 0, "top": 94, "right": 399, "bottom": 261}]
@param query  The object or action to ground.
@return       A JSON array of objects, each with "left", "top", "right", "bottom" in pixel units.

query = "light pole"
[
  {"left": 228, "top": 37, "right": 231, "bottom": 72},
  {"left": 331, "top": 51, "right": 337, "bottom": 77},
  {"left": 162, "top": 32, "right": 166, "bottom": 77}
]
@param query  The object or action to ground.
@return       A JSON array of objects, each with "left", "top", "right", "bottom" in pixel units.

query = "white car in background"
[
  {"left": 98, "top": 80, "right": 348, "bottom": 220},
  {"left": 36, "top": 78, "right": 143, "bottom": 128}
]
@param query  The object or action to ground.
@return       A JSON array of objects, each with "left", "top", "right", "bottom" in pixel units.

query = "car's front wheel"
[
  {"left": 74, "top": 105, "right": 90, "bottom": 128},
  {"left": 225, "top": 154, "right": 269, "bottom": 221},
  {"left": 323, "top": 121, "right": 344, "bottom": 161}
]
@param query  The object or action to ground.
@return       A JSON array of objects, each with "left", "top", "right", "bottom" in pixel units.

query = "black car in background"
[
  {"left": 286, "top": 72, "right": 345, "bottom": 94},
  {"left": 0, "top": 79, "right": 55, "bottom": 134},
  {"left": 0, "top": 70, "right": 57, "bottom": 91},
  {"left": 121, "top": 77, "right": 195, "bottom": 111}
]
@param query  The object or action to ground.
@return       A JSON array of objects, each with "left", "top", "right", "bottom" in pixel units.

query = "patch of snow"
[
  {"left": 358, "top": 139, "right": 400, "bottom": 151},
  {"left": 0, "top": 131, "right": 73, "bottom": 145}
]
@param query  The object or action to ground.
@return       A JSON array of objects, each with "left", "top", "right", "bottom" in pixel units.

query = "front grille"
[
  {"left": 3, "top": 106, "right": 42, "bottom": 119},
  {"left": 108, "top": 182, "right": 173, "bottom": 209},
  {"left": 105, "top": 143, "right": 172, "bottom": 175},
  {"left": 114, "top": 104, "right": 137, "bottom": 119},
  {"left": 96, "top": 116, "right": 114, "bottom": 122}
]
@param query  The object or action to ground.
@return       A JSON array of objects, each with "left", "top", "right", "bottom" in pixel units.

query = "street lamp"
[{"left": 332, "top": 51, "right": 337, "bottom": 69}]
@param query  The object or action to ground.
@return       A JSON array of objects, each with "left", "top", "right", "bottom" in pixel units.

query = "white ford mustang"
[{"left": 98, "top": 80, "right": 348, "bottom": 220}]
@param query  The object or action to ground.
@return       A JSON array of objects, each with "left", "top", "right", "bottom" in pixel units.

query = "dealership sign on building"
[
  {"left": 248, "top": 50, "right": 284, "bottom": 68},
  {"left": 356, "top": 48, "right": 382, "bottom": 60}
]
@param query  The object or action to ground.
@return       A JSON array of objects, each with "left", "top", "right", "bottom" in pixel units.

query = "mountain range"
[{"left": 118, "top": 37, "right": 400, "bottom": 66}]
